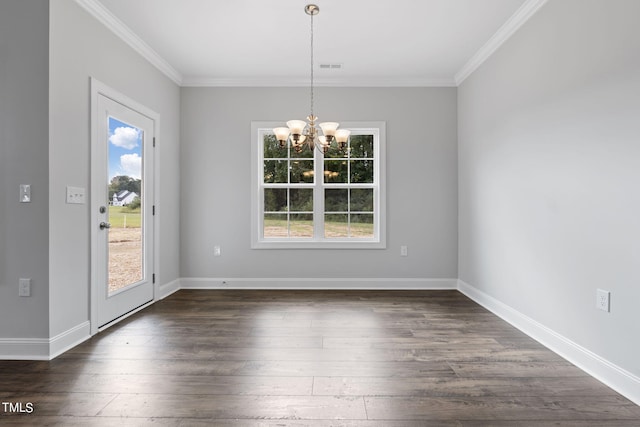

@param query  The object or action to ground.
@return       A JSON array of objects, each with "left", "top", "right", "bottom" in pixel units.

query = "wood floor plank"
[
  {"left": 0, "top": 416, "right": 180, "bottom": 426},
  {"left": 10, "top": 359, "right": 248, "bottom": 376},
  {"left": 323, "top": 336, "right": 503, "bottom": 349},
  {"left": 98, "top": 394, "right": 367, "bottom": 420},
  {"left": 148, "top": 335, "right": 324, "bottom": 349},
  {"left": 0, "top": 289, "right": 636, "bottom": 425},
  {"left": 459, "top": 422, "right": 640, "bottom": 427},
  {"left": 248, "top": 326, "right": 416, "bottom": 338},
  {"left": 449, "top": 361, "right": 589, "bottom": 378},
  {"left": 57, "top": 343, "right": 566, "bottom": 364},
  {"left": 176, "top": 421, "right": 459, "bottom": 427},
  {"left": 0, "top": 418, "right": 461, "bottom": 427},
  {"left": 237, "top": 360, "right": 457, "bottom": 378},
  {"left": 0, "top": 373, "right": 313, "bottom": 395},
  {"left": 313, "top": 376, "right": 622, "bottom": 398},
  {"left": 364, "top": 395, "right": 640, "bottom": 421}
]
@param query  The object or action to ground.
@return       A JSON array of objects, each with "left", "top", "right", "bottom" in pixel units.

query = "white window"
[{"left": 251, "top": 121, "right": 386, "bottom": 249}]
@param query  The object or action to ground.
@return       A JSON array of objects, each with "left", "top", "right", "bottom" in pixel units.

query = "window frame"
[{"left": 251, "top": 121, "right": 386, "bottom": 249}]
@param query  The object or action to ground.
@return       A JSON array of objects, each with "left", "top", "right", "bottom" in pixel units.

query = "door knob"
[{"left": 99, "top": 222, "right": 111, "bottom": 230}]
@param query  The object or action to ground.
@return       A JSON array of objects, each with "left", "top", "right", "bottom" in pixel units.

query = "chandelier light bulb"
[
  {"left": 335, "top": 129, "right": 351, "bottom": 143},
  {"left": 286, "top": 120, "right": 307, "bottom": 135},
  {"left": 273, "top": 127, "right": 291, "bottom": 145},
  {"left": 319, "top": 122, "right": 339, "bottom": 141}
]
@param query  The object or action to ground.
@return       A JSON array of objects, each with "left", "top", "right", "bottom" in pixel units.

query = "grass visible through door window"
[{"left": 108, "top": 206, "right": 142, "bottom": 292}]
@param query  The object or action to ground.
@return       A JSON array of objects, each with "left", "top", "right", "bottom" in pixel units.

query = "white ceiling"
[{"left": 83, "top": 0, "right": 546, "bottom": 87}]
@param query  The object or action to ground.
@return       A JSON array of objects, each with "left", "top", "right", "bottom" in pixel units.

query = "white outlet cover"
[
  {"left": 20, "top": 184, "right": 31, "bottom": 203},
  {"left": 19, "top": 278, "right": 31, "bottom": 297},
  {"left": 596, "top": 289, "right": 610, "bottom": 312}
]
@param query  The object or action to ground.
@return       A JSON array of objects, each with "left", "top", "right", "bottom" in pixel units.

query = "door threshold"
[{"left": 96, "top": 299, "right": 154, "bottom": 334}]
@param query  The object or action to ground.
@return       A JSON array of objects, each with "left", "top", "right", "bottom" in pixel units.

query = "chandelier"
[{"left": 273, "top": 4, "right": 350, "bottom": 154}]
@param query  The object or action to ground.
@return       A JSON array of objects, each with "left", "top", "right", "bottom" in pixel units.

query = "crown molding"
[
  {"left": 74, "top": 0, "right": 183, "bottom": 85},
  {"left": 454, "top": 0, "right": 549, "bottom": 85},
  {"left": 75, "top": 0, "right": 545, "bottom": 89},
  {"left": 181, "top": 76, "right": 457, "bottom": 88}
]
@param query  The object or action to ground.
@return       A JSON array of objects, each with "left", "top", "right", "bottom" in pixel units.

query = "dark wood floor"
[{"left": 0, "top": 290, "right": 638, "bottom": 426}]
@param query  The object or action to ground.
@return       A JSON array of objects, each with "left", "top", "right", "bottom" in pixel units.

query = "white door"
[{"left": 91, "top": 79, "right": 156, "bottom": 332}]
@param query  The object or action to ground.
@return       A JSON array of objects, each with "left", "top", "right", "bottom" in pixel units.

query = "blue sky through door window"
[{"left": 108, "top": 117, "right": 143, "bottom": 180}]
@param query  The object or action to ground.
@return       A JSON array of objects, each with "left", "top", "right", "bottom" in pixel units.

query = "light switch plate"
[{"left": 66, "top": 186, "right": 86, "bottom": 204}]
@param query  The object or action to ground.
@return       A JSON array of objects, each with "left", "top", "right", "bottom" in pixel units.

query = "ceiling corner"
[
  {"left": 454, "top": 0, "right": 550, "bottom": 85},
  {"left": 74, "top": 0, "right": 184, "bottom": 86}
]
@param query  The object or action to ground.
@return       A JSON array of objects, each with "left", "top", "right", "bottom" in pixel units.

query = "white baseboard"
[
  {"left": 49, "top": 321, "right": 91, "bottom": 359},
  {"left": 180, "top": 277, "right": 458, "bottom": 290},
  {"left": 157, "top": 278, "right": 181, "bottom": 300},
  {"left": 457, "top": 279, "right": 640, "bottom": 406},
  {"left": 0, "top": 321, "right": 90, "bottom": 360},
  {"left": 0, "top": 338, "right": 50, "bottom": 360}
]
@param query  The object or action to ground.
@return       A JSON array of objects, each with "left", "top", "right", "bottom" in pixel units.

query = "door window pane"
[{"left": 107, "top": 116, "right": 144, "bottom": 294}]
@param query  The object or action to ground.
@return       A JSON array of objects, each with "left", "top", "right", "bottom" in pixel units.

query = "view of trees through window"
[{"left": 262, "top": 133, "right": 375, "bottom": 239}]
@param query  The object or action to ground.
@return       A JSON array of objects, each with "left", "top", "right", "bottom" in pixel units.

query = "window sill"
[{"left": 252, "top": 240, "right": 386, "bottom": 250}]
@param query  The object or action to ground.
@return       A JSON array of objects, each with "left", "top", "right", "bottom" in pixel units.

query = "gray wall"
[
  {"left": 48, "top": 0, "right": 181, "bottom": 337},
  {"left": 180, "top": 87, "right": 458, "bottom": 279},
  {"left": 0, "top": 0, "right": 50, "bottom": 338},
  {"left": 458, "top": 0, "right": 640, "bottom": 377}
]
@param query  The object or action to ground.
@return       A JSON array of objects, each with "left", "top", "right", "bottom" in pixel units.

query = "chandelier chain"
[{"left": 310, "top": 10, "right": 314, "bottom": 119}]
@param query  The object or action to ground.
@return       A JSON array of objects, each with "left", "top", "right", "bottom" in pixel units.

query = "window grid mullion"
[
  {"left": 287, "top": 149, "right": 290, "bottom": 238},
  {"left": 348, "top": 188, "right": 352, "bottom": 238},
  {"left": 315, "top": 146, "right": 324, "bottom": 240},
  {"left": 286, "top": 188, "right": 290, "bottom": 238}
]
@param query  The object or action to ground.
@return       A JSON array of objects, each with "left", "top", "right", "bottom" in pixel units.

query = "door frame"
[{"left": 90, "top": 77, "right": 160, "bottom": 335}]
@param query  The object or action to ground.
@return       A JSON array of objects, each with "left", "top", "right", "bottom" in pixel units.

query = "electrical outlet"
[
  {"left": 400, "top": 246, "right": 408, "bottom": 257},
  {"left": 19, "top": 278, "right": 31, "bottom": 297},
  {"left": 214, "top": 245, "right": 221, "bottom": 257},
  {"left": 596, "top": 289, "right": 610, "bottom": 312},
  {"left": 20, "top": 185, "right": 31, "bottom": 203}
]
